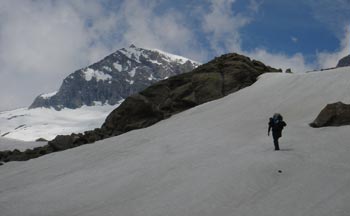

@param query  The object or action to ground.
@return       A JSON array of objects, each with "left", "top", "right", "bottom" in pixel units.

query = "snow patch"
[
  {"left": 149, "top": 59, "right": 162, "bottom": 65},
  {"left": 103, "top": 66, "right": 112, "bottom": 72},
  {"left": 119, "top": 47, "right": 142, "bottom": 63},
  {"left": 40, "top": 91, "right": 57, "bottom": 99},
  {"left": 83, "top": 68, "right": 112, "bottom": 82},
  {"left": 152, "top": 48, "right": 200, "bottom": 65},
  {"left": 113, "top": 63, "right": 122, "bottom": 72},
  {"left": 92, "top": 101, "right": 102, "bottom": 106},
  {"left": 148, "top": 74, "right": 156, "bottom": 81},
  {"left": 126, "top": 79, "right": 134, "bottom": 85},
  {"left": 129, "top": 68, "right": 136, "bottom": 77}
]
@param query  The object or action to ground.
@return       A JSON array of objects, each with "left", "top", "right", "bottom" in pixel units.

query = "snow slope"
[
  {"left": 1, "top": 68, "right": 350, "bottom": 215},
  {"left": 0, "top": 102, "right": 121, "bottom": 142}
]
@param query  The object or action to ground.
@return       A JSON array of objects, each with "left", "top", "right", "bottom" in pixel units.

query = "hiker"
[{"left": 268, "top": 113, "right": 286, "bottom": 150}]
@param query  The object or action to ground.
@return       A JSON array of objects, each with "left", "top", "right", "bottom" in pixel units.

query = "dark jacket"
[{"left": 268, "top": 117, "right": 286, "bottom": 138}]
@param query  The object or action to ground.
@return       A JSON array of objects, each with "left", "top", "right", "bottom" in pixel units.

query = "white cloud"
[
  {"left": 0, "top": 0, "right": 122, "bottom": 110},
  {"left": 316, "top": 26, "right": 350, "bottom": 68},
  {"left": 202, "top": 0, "right": 251, "bottom": 54},
  {"left": 246, "top": 49, "right": 312, "bottom": 72},
  {"left": 0, "top": 0, "right": 349, "bottom": 110},
  {"left": 201, "top": 0, "right": 312, "bottom": 72},
  {"left": 307, "top": 0, "right": 350, "bottom": 37},
  {"left": 117, "top": 0, "right": 205, "bottom": 61},
  {"left": 0, "top": 0, "right": 207, "bottom": 110}
]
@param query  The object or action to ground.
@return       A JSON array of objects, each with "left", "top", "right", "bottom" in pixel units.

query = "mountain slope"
[
  {"left": 45, "top": 53, "right": 280, "bottom": 152},
  {"left": 29, "top": 45, "right": 199, "bottom": 110},
  {"left": 0, "top": 45, "right": 199, "bottom": 142},
  {"left": 1, "top": 67, "right": 350, "bottom": 215}
]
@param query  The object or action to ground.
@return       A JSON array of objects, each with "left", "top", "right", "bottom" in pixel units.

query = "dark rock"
[
  {"left": 102, "top": 53, "right": 280, "bottom": 134},
  {"left": 1, "top": 132, "right": 10, "bottom": 137},
  {"left": 0, "top": 151, "right": 10, "bottom": 161},
  {"left": 336, "top": 55, "right": 350, "bottom": 68},
  {"left": 48, "top": 135, "right": 76, "bottom": 151},
  {"left": 4, "top": 149, "right": 29, "bottom": 161},
  {"left": 36, "top": 138, "right": 48, "bottom": 142},
  {"left": 310, "top": 102, "right": 350, "bottom": 127},
  {"left": 0, "top": 144, "right": 55, "bottom": 163},
  {"left": 14, "top": 52, "right": 280, "bottom": 162}
]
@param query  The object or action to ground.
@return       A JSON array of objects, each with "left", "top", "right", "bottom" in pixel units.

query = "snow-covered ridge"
[
  {"left": 119, "top": 46, "right": 142, "bottom": 63},
  {"left": 118, "top": 45, "right": 201, "bottom": 66},
  {"left": 152, "top": 48, "right": 200, "bottom": 64}
]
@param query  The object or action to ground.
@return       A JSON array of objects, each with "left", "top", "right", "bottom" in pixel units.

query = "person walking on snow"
[{"left": 268, "top": 113, "right": 286, "bottom": 151}]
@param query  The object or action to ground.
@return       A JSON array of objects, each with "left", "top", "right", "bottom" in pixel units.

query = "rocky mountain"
[
  {"left": 336, "top": 54, "right": 350, "bottom": 67},
  {"left": 29, "top": 45, "right": 200, "bottom": 110},
  {"left": 0, "top": 53, "right": 281, "bottom": 161},
  {"left": 100, "top": 53, "right": 281, "bottom": 136}
]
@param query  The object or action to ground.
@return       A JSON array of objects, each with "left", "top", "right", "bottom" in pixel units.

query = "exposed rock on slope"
[
  {"left": 47, "top": 53, "right": 280, "bottom": 152},
  {"left": 336, "top": 55, "right": 350, "bottom": 68},
  {"left": 29, "top": 45, "right": 199, "bottom": 110},
  {"left": 1, "top": 53, "right": 280, "bottom": 162},
  {"left": 102, "top": 53, "right": 280, "bottom": 135},
  {"left": 310, "top": 101, "right": 350, "bottom": 127}
]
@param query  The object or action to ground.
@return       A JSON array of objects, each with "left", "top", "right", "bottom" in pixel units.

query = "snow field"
[
  {"left": 1, "top": 68, "right": 350, "bottom": 215},
  {"left": 0, "top": 103, "right": 121, "bottom": 142}
]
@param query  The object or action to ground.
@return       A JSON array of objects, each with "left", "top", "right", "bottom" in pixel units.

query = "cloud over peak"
[{"left": 0, "top": 0, "right": 349, "bottom": 110}]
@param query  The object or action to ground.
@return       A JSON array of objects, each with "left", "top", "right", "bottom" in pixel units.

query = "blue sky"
[
  {"left": 238, "top": 0, "right": 348, "bottom": 62},
  {"left": 0, "top": 0, "right": 349, "bottom": 110}
]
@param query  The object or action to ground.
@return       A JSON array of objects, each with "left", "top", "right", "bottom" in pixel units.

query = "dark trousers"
[
  {"left": 273, "top": 134, "right": 280, "bottom": 150},
  {"left": 273, "top": 138, "right": 280, "bottom": 150}
]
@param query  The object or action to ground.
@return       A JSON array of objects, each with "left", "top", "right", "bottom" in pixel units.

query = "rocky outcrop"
[
  {"left": 101, "top": 53, "right": 280, "bottom": 134},
  {"left": 45, "top": 53, "right": 280, "bottom": 153},
  {"left": 1, "top": 53, "right": 280, "bottom": 163},
  {"left": 29, "top": 45, "right": 199, "bottom": 110},
  {"left": 0, "top": 145, "right": 54, "bottom": 162},
  {"left": 336, "top": 55, "right": 350, "bottom": 68},
  {"left": 310, "top": 102, "right": 350, "bottom": 127}
]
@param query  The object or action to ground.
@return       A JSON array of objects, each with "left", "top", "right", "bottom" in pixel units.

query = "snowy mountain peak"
[
  {"left": 29, "top": 45, "right": 200, "bottom": 110},
  {"left": 115, "top": 45, "right": 199, "bottom": 66}
]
